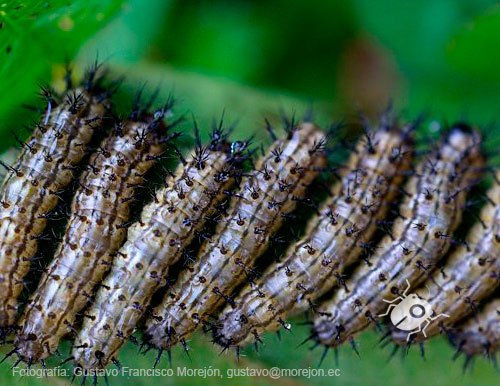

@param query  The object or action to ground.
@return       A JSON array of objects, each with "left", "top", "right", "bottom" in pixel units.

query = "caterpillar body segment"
[
  {"left": 454, "top": 298, "right": 500, "bottom": 362},
  {"left": 0, "top": 81, "right": 110, "bottom": 329},
  {"left": 144, "top": 123, "right": 327, "bottom": 352},
  {"left": 72, "top": 128, "right": 245, "bottom": 370},
  {"left": 392, "top": 169, "right": 500, "bottom": 345},
  {"left": 214, "top": 119, "right": 415, "bottom": 348},
  {"left": 312, "top": 125, "right": 483, "bottom": 349},
  {"left": 14, "top": 103, "right": 174, "bottom": 363}
]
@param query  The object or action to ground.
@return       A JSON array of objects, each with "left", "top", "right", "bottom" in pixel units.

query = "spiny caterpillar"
[
  {"left": 0, "top": 149, "right": 20, "bottom": 181},
  {"left": 144, "top": 122, "right": 327, "bottom": 359},
  {"left": 0, "top": 68, "right": 111, "bottom": 330},
  {"left": 312, "top": 125, "right": 483, "bottom": 353},
  {"left": 13, "top": 97, "right": 176, "bottom": 365},
  {"left": 453, "top": 298, "right": 500, "bottom": 364},
  {"left": 391, "top": 169, "right": 500, "bottom": 346},
  {"left": 213, "top": 117, "right": 416, "bottom": 349},
  {"left": 71, "top": 125, "right": 246, "bottom": 370}
]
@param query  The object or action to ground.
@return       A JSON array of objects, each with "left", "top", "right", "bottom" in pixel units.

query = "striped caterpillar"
[
  {"left": 71, "top": 126, "right": 246, "bottom": 370},
  {"left": 13, "top": 98, "right": 176, "bottom": 364},
  {"left": 312, "top": 125, "right": 483, "bottom": 352},
  {"left": 213, "top": 118, "right": 415, "bottom": 349},
  {"left": 144, "top": 122, "right": 327, "bottom": 358},
  {"left": 453, "top": 298, "right": 500, "bottom": 362},
  {"left": 391, "top": 169, "right": 500, "bottom": 345},
  {"left": 0, "top": 69, "right": 111, "bottom": 331}
]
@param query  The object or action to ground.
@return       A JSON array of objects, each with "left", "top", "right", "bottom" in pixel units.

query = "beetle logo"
[{"left": 379, "top": 280, "right": 449, "bottom": 341}]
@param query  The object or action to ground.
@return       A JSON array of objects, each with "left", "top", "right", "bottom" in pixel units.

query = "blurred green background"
[{"left": 1, "top": 0, "right": 499, "bottom": 385}]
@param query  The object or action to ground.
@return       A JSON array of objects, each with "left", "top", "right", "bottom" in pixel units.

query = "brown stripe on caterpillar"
[
  {"left": 71, "top": 125, "right": 246, "bottom": 370},
  {"left": 312, "top": 124, "right": 484, "bottom": 351},
  {"left": 13, "top": 97, "right": 176, "bottom": 364},
  {"left": 391, "top": 169, "right": 500, "bottom": 346},
  {"left": 213, "top": 116, "right": 416, "bottom": 349},
  {"left": 143, "top": 122, "right": 327, "bottom": 355},
  {"left": 0, "top": 69, "right": 111, "bottom": 329},
  {"left": 453, "top": 298, "right": 500, "bottom": 362}
]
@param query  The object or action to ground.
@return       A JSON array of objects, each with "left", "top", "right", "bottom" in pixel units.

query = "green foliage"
[
  {"left": 0, "top": 0, "right": 499, "bottom": 385},
  {"left": 0, "top": 0, "right": 124, "bottom": 134}
]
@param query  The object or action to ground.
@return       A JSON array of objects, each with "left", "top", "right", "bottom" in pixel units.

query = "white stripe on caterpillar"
[
  {"left": 392, "top": 169, "right": 500, "bottom": 345},
  {"left": 0, "top": 81, "right": 110, "bottom": 329},
  {"left": 454, "top": 298, "right": 500, "bottom": 360},
  {"left": 72, "top": 129, "right": 244, "bottom": 369},
  {"left": 144, "top": 123, "right": 327, "bottom": 353},
  {"left": 312, "top": 125, "right": 483, "bottom": 350},
  {"left": 14, "top": 104, "right": 174, "bottom": 363},
  {"left": 214, "top": 119, "right": 415, "bottom": 348}
]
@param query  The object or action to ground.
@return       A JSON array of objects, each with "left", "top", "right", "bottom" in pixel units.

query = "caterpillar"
[
  {"left": 0, "top": 149, "right": 20, "bottom": 181},
  {"left": 143, "top": 122, "right": 327, "bottom": 359},
  {"left": 391, "top": 169, "right": 500, "bottom": 346},
  {"left": 71, "top": 125, "right": 246, "bottom": 370},
  {"left": 13, "top": 97, "right": 177, "bottom": 364},
  {"left": 453, "top": 298, "right": 500, "bottom": 363},
  {"left": 213, "top": 117, "right": 416, "bottom": 349},
  {"left": 311, "top": 124, "right": 483, "bottom": 353},
  {"left": 0, "top": 68, "right": 111, "bottom": 331}
]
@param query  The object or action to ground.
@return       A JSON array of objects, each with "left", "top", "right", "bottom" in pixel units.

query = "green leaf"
[
  {"left": 447, "top": 6, "right": 500, "bottom": 82},
  {"left": 101, "top": 61, "right": 335, "bottom": 141},
  {"left": 0, "top": 0, "right": 125, "bottom": 139},
  {"left": 77, "top": 0, "right": 174, "bottom": 64}
]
